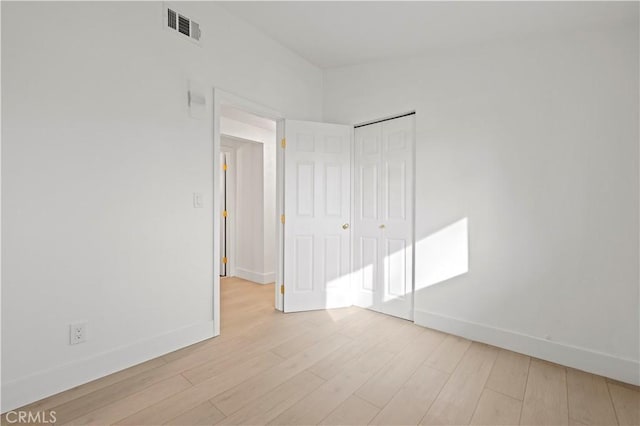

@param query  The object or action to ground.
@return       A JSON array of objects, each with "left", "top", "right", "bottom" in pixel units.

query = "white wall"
[
  {"left": 234, "top": 141, "right": 266, "bottom": 282},
  {"left": 324, "top": 24, "right": 639, "bottom": 384},
  {"left": 262, "top": 138, "right": 277, "bottom": 280},
  {"left": 1, "top": 1, "right": 322, "bottom": 411}
]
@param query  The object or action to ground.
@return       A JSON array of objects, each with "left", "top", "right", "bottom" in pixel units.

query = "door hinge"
[
  {"left": 222, "top": 257, "right": 228, "bottom": 264},
  {"left": 280, "top": 284, "right": 284, "bottom": 294},
  {"left": 222, "top": 163, "right": 228, "bottom": 171},
  {"left": 223, "top": 210, "right": 228, "bottom": 218},
  {"left": 280, "top": 214, "right": 285, "bottom": 224},
  {"left": 281, "top": 138, "right": 286, "bottom": 149}
]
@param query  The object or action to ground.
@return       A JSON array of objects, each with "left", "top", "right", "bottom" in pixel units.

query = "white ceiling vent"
[{"left": 164, "top": 4, "right": 201, "bottom": 44}]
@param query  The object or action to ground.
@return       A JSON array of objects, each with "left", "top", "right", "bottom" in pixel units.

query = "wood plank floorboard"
[
  {"left": 485, "top": 349, "right": 530, "bottom": 400},
  {"left": 355, "top": 327, "right": 446, "bottom": 408},
  {"left": 268, "top": 340, "right": 398, "bottom": 425},
  {"left": 63, "top": 376, "right": 192, "bottom": 426},
  {"left": 319, "top": 395, "right": 380, "bottom": 425},
  {"left": 114, "top": 352, "right": 284, "bottom": 425},
  {"left": 3, "top": 278, "right": 636, "bottom": 425},
  {"left": 216, "top": 371, "right": 325, "bottom": 425},
  {"left": 164, "top": 401, "right": 225, "bottom": 425},
  {"left": 369, "top": 363, "right": 449, "bottom": 425},
  {"left": 210, "top": 333, "right": 351, "bottom": 416},
  {"left": 469, "top": 388, "right": 522, "bottom": 425},
  {"left": 420, "top": 342, "right": 498, "bottom": 425},
  {"left": 567, "top": 368, "right": 617, "bottom": 426},
  {"left": 520, "top": 359, "right": 569, "bottom": 426},
  {"left": 608, "top": 382, "right": 640, "bottom": 425}
]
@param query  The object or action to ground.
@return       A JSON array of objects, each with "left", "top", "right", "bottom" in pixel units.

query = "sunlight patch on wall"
[{"left": 416, "top": 217, "right": 469, "bottom": 290}]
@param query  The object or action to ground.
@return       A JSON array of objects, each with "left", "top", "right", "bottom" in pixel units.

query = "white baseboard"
[
  {"left": 235, "top": 268, "right": 275, "bottom": 285},
  {"left": 1, "top": 320, "right": 215, "bottom": 412},
  {"left": 414, "top": 309, "right": 639, "bottom": 386}
]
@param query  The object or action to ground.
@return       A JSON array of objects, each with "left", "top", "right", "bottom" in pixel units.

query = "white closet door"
[
  {"left": 353, "top": 123, "right": 383, "bottom": 310},
  {"left": 354, "top": 115, "right": 414, "bottom": 320},
  {"left": 380, "top": 115, "right": 414, "bottom": 319},
  {"left": 283, "top": 120, "right": 352, "bottom": 312}
]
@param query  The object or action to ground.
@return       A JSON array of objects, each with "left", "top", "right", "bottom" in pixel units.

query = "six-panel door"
[
  {"left": 353, "top": 115, "right": 414, "bottom": 320},
  {"left": 283, "top": 120, "right": 352, "bottom": 312}
]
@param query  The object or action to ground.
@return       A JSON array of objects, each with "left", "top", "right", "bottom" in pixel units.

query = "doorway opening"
[
  {"left": 212, "top": 89, "right": 286, "bottom": 337},
  {"left": 217, "top": 102, "right": 280, "bottom": 333}
]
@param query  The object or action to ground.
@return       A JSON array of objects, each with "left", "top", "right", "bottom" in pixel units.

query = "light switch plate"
[{"left": 193, "top": 192, "right": 203, "bottom": 208}]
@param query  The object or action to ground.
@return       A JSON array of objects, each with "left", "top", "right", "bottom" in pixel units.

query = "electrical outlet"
[{"left": 69, "top": 322, "right": 87, "bottom": 345}]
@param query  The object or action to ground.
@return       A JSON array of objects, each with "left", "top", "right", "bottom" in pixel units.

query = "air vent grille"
[
  {"left": 164, "top": 4, "right": 200, "bottom": 44},
  {"left": 167, "top": 8, "right": 176, "bottom": 29},
  {"left": 178, "top": 15, "right": 190, "bottom": 36}
]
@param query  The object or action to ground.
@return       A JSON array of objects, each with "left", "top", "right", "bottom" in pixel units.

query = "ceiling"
[{"left": 219, "top": 1, "right": 638, "bottom": 69}]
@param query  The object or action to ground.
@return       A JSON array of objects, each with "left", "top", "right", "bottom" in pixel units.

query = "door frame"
[{"left": 212, "top": 88, "right": 284, "bottom": 336}]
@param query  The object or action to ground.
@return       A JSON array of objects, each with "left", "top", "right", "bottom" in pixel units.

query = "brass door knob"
[
  {"left": 342, "top": 223, "right": 350, "bottom": 230},
  {"left": 379, "top": 224, "right": 386, "bottom": 229}
]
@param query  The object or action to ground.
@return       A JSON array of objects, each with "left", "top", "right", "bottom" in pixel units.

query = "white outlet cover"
[{"left": 70, "top": 322, "right": 87, "bottom": 345}]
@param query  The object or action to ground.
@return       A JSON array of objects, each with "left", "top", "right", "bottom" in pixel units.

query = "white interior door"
[
  {"left": 283, "top": 120, "right": 352, "bottom": 312},
  {"left": 353, "top": 114, "right": 414, "bottom": 320}
]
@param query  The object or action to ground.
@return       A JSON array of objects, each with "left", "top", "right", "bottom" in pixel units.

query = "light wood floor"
[{"left": 4, "top": 277, "right": 639, "bottom": 425}]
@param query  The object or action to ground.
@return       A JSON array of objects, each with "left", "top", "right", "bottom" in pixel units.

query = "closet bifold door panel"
[{"left": 353, "top": 114, "right": 414, "bottom": 320}]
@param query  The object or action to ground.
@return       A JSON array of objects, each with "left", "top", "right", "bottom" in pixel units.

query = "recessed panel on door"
[
  {"left": 325, "top": 164, "right": 342, "bottom": 216},
  {"left": 294, "top": 236, "right": 314, "bottom": 292},
  {"left": 362, "top": 132, "right": 380, "bottom": 155},
  {"left": 324, "top": 236, "right": 341, "bottom": 288},
  {"left": 360, "top": 165, "right": 378, "bottom": 220},
  {"left": 324, "top": 136, "right": 342, "bottom": 153},
  {"left": 385, "top": 161, "right": 406, "bottom": 220},
  {"left": 385, "top": 238, "right": 407, "bottom": 298},
  {"left": 297, "top": 133, "right": 315, "bottom": 152},
  {"left": 385, "top": 130, "right": 407, "bottom": 152},
  {"left": 297, "top": 162, "right": 315, "bottom": 217},
  {"left": 360, "top": 237, "right": 377, "bottom": 292}
]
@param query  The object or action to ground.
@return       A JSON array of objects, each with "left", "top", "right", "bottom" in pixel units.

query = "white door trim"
[{"left": 212, "top": 88, "right": 284, "bottom": 336}]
